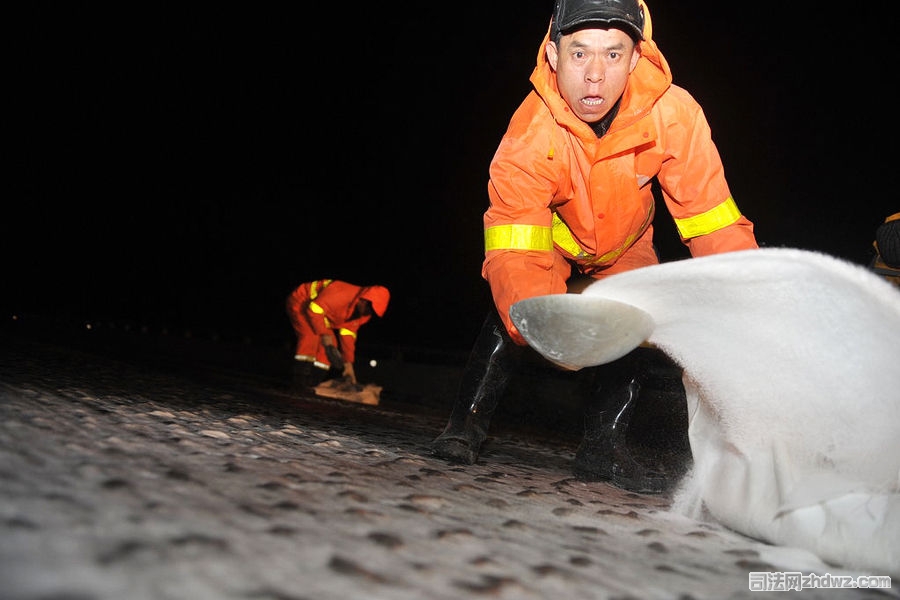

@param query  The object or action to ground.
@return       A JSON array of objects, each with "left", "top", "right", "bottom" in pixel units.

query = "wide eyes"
[{"left": 571, "top": 50, "right": 621, "bottom": 62}]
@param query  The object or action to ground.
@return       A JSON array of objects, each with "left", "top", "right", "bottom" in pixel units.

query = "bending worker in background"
[
  {"left": 430, "top": 0, "right": 758, "bottom": 493},
  {"left": 286, "top": 279, "right": 390, "bottom": 387}
]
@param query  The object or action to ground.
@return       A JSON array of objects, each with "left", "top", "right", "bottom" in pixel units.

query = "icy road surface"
[{"left": 1, "top": 318, "right": 894, "bottom": 599}]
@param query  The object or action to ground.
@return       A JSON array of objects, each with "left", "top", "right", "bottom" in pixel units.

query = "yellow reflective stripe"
[
  {"left": 551, "top": 200, "right": 655, "bottom": 265},
  {"left": 310, "top": 278, "right": 332, "bottom": 300},
  {"left": 551, "top": 213, "right": 583, "bottom": 257},
  {"left": 309, "top": 301, "right": 332, "bottom": 328},
  {"left": 484, "top": 224, "right": 553, "bottom": 252},
  {"left": 674, "top": 196, "right": 741, "bottom": 239},
  {"left": 309, "top": 281, "right": 333, "bottom": 327},
  {"left": 338, "top": 328, "right": 357, "bottom": 339}
]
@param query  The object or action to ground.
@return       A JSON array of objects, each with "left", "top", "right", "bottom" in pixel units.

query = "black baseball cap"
[{"left": 551, "top": 0, "right": 645, "bottom": 42}]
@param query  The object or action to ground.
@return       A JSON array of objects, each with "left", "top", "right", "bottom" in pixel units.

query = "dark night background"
[{"left": 6, "top": 2, "right": 895, "bottom": 355}]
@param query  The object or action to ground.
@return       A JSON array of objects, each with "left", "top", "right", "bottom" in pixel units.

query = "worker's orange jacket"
[
  {"left": 483, "top": 0, "right": 758, "bottom": 344},
  {"left": 285, "top": 279, "right": 389, "bottom": 369}
]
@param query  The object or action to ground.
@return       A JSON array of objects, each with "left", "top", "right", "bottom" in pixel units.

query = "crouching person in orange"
[{"left": 286, "top": 279, "right": 390, "bottom": 388}]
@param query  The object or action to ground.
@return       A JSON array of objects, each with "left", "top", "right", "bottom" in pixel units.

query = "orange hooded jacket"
[
  {"left": 286, "top": 279, "right": 390, "bottom": 369},
  {"left": 483, "top": 0, "right": 758, "bottom": 344}
]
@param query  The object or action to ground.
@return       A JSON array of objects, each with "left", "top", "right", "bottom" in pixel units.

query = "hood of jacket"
[
  {"left": 530, "top": 0, "right": 672, "bottom": 142},
  {"left": 359, "top": 285, "right": 390, "bottom": 317}
]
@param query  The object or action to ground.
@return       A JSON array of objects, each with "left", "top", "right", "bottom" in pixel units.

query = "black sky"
[{"left": 7, "top": 2, "right": 895, "bottom": 353}]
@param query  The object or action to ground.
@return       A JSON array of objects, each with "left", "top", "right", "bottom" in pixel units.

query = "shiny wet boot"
[
  {"left": 291, "top": 359, "right": 325, "bottom": 391},
  {"left": 573, "top": 351, "right": 670, "bottom": 494},
  {"left": 430, "top": 310, "right": 520, "bottom": 464}
]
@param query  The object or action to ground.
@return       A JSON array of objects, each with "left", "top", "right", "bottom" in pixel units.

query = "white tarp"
[{"left": 511, "top": 247, "right": 900, "bottom": 576}]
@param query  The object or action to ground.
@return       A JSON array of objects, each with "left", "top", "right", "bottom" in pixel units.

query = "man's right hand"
[{"left": 342, "top": 362, "right": 356, "bottom": 384}]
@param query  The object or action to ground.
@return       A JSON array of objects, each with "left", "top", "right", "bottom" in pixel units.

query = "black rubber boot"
[
  {"left": 430, "top": 310, "right": 521, "bottom": 464},
  {"left": 291, "top": 360, "right": 325, "bottom": 390},
  {"left": 573, "top": 351, "right": 670, "bottom": 494}
]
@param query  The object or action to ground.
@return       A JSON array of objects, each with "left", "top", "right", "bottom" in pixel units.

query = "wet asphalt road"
[{"left": 1, "top": 316, "right": 894, "bottom": 600}]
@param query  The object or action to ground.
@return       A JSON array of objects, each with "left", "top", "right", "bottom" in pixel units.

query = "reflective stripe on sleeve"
[
  {"left": 310, "top": 279, "right": 332, "bottom": 299},
  {"left": 309, "top": 301, "right": 332, "bottom": 328},
  {"left": 674, "top": 196, "right": 742, "bottom": 239},
  {"left": 484, "top": 224, "right": 553, "bottom": 252},
  {"left": 338, "top": 328, "right": 357, "bottom": 339}
]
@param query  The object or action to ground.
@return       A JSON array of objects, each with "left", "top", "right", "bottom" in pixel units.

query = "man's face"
[
  {"left": 354, "top": 299, "right": 373, "bottom": 319},
  {"left": 545, "top": 27, "right": 640, "bottom": 124}
]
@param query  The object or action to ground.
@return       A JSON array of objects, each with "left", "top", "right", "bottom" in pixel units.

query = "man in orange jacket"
[
  {"left": 286, "top": 279, "right": 390, "bottom": 387},
  {"left": 431, "top": 0, "right": 759, "bottom": 493}
]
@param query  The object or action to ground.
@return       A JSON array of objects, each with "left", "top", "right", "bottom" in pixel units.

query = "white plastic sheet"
[{"left": 511, "top": 247, "right": 900, "bottom": 576}]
